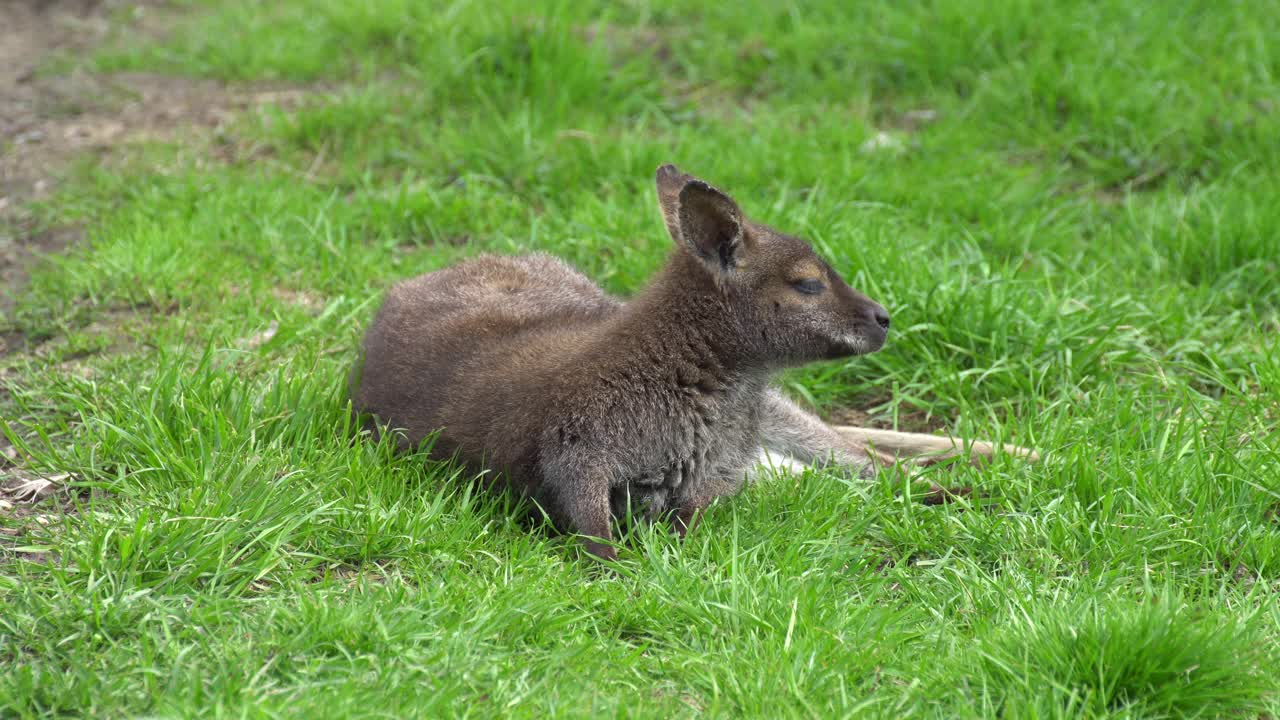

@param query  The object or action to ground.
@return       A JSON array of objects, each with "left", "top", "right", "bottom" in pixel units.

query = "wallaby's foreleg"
[
  {"left": 671, "top": 485, "right": 720, "bottom": 538},
  {"left": 755, "top": 390, "right": 879, "bottom": 478},
  {"left": 672, "top": 503, "right": 704, "bottom": 538},
  {"left": 554, "top": 474, "right": 617, "bottom": 561}
]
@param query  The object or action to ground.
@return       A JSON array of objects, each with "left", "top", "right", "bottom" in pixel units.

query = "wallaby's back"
[{"left": 352, "top": 252, "right": 620, "bottom": 456}]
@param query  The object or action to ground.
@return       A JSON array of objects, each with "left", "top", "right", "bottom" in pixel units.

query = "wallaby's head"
[{"left": 655, "top": 164, "right": 890, "bottom": 365}]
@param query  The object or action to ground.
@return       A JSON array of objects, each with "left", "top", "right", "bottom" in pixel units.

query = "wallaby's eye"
[{"left": 791, "top": 278, "right": 825, "bottom": 295}]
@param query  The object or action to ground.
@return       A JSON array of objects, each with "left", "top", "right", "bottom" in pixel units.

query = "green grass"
[{"left": 3, "top": 0, "right": 1280, "bottom": 716}]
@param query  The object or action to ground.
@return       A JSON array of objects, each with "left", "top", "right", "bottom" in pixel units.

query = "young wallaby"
[{"left": 351, "top": 165, "right": 1036, "bottom": 560}]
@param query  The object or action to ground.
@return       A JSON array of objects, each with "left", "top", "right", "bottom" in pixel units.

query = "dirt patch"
[
  {"left": 0, "top": 424, "right": 18, "bottom": 469},
  {"left": 0, "top": 467, "right": 77, "bottom": 566},
  {"left": 919, "top": 484, "right": 977, "bottom": 506},
  {"left": 1, "top": 0, "right": 311, "bottom": 347},
  {"left": 0, "top": 1, "right": 320, "bottom": 543},
  {"left": 1, "top": 472, "right": 69, "bottom": 511},
  {"left": 3, "top": 1, "right": 143, "bottom": 206},
  {"left": 0, "top": 224, "right": 81, "bottom": 352},
  {"left": 825, "top": 404, "right": 942, "bottom": 433},
  {"left": 318, "top": 560, "right": 393, "bottom": 588},
  {"left": 578, "top": 22, "right": 674, "bottom": 65},
  {"left": 0, "top": 0, "right": 156, "bottom": 335}
]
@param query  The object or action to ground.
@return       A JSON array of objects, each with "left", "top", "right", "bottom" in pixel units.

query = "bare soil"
[
  {"left": 0, "top": 0, "right": 313, "bottom": 530},
  {"left": 0, "top": 0, "right": 307, "bottom": 349},
  {"left": 825, "top": 404, "right": 941, "bottom": 433}
]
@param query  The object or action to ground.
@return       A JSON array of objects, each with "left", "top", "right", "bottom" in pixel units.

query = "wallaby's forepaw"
[{"left": 583, "top": 540, "right": 618, "bottom": 563}]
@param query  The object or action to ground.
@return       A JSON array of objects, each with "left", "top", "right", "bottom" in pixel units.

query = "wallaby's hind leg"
[{"left": 831, "top": 427, "right": 1040, "bottom": 466}]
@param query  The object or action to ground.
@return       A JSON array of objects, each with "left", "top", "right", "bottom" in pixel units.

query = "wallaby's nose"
[{"left": 872, "top": 305, "right": 891, "bottom": 331}]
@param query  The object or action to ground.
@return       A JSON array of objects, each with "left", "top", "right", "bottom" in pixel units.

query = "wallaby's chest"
[{"left": 607, "top": 386, "right": 762, "bottom": 521}]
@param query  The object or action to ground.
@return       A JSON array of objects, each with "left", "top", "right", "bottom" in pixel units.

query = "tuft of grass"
[{"left": 959, "top": 593, "right": 1278, "bottom": 718}]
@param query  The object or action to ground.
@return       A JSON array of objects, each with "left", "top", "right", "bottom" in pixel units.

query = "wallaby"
[{"left": 351, "top": 165, "right": 1037, "bottom": 560}]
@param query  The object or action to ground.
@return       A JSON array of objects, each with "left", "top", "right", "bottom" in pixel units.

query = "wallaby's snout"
[
  {"left": 859, "top": 298, "right": 891, "bottom": 352},
  {"left": 818, "top": 267, "right": 890, "bottom": 359},
  {"left": 872, "top": 303, "right": 891, "bottom": 331},
  {"left": 834, "top": 288, "right": 890, "bottom": 357},
  {"left": 867, "top": 301, "right": 891, "bottom": 346}
]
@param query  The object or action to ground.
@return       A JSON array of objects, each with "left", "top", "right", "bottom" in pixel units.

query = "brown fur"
[{"left": 351, "top": 165, "right": 1036, "bottom": 561}]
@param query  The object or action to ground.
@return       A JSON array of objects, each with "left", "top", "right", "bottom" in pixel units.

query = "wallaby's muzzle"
[
  {"left": 833, "top": 305, "right": 889, "bottom": 357},
  {"left": 823, "top": 278, "right": 891, "bottom": 358},
  {"left": 863, "top": 299, "right": 891, "bottom": 349}
]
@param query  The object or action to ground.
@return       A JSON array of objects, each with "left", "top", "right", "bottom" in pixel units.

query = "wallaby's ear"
[{"left": 656, "top": 164, "right": 746, "bottom": 273}]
